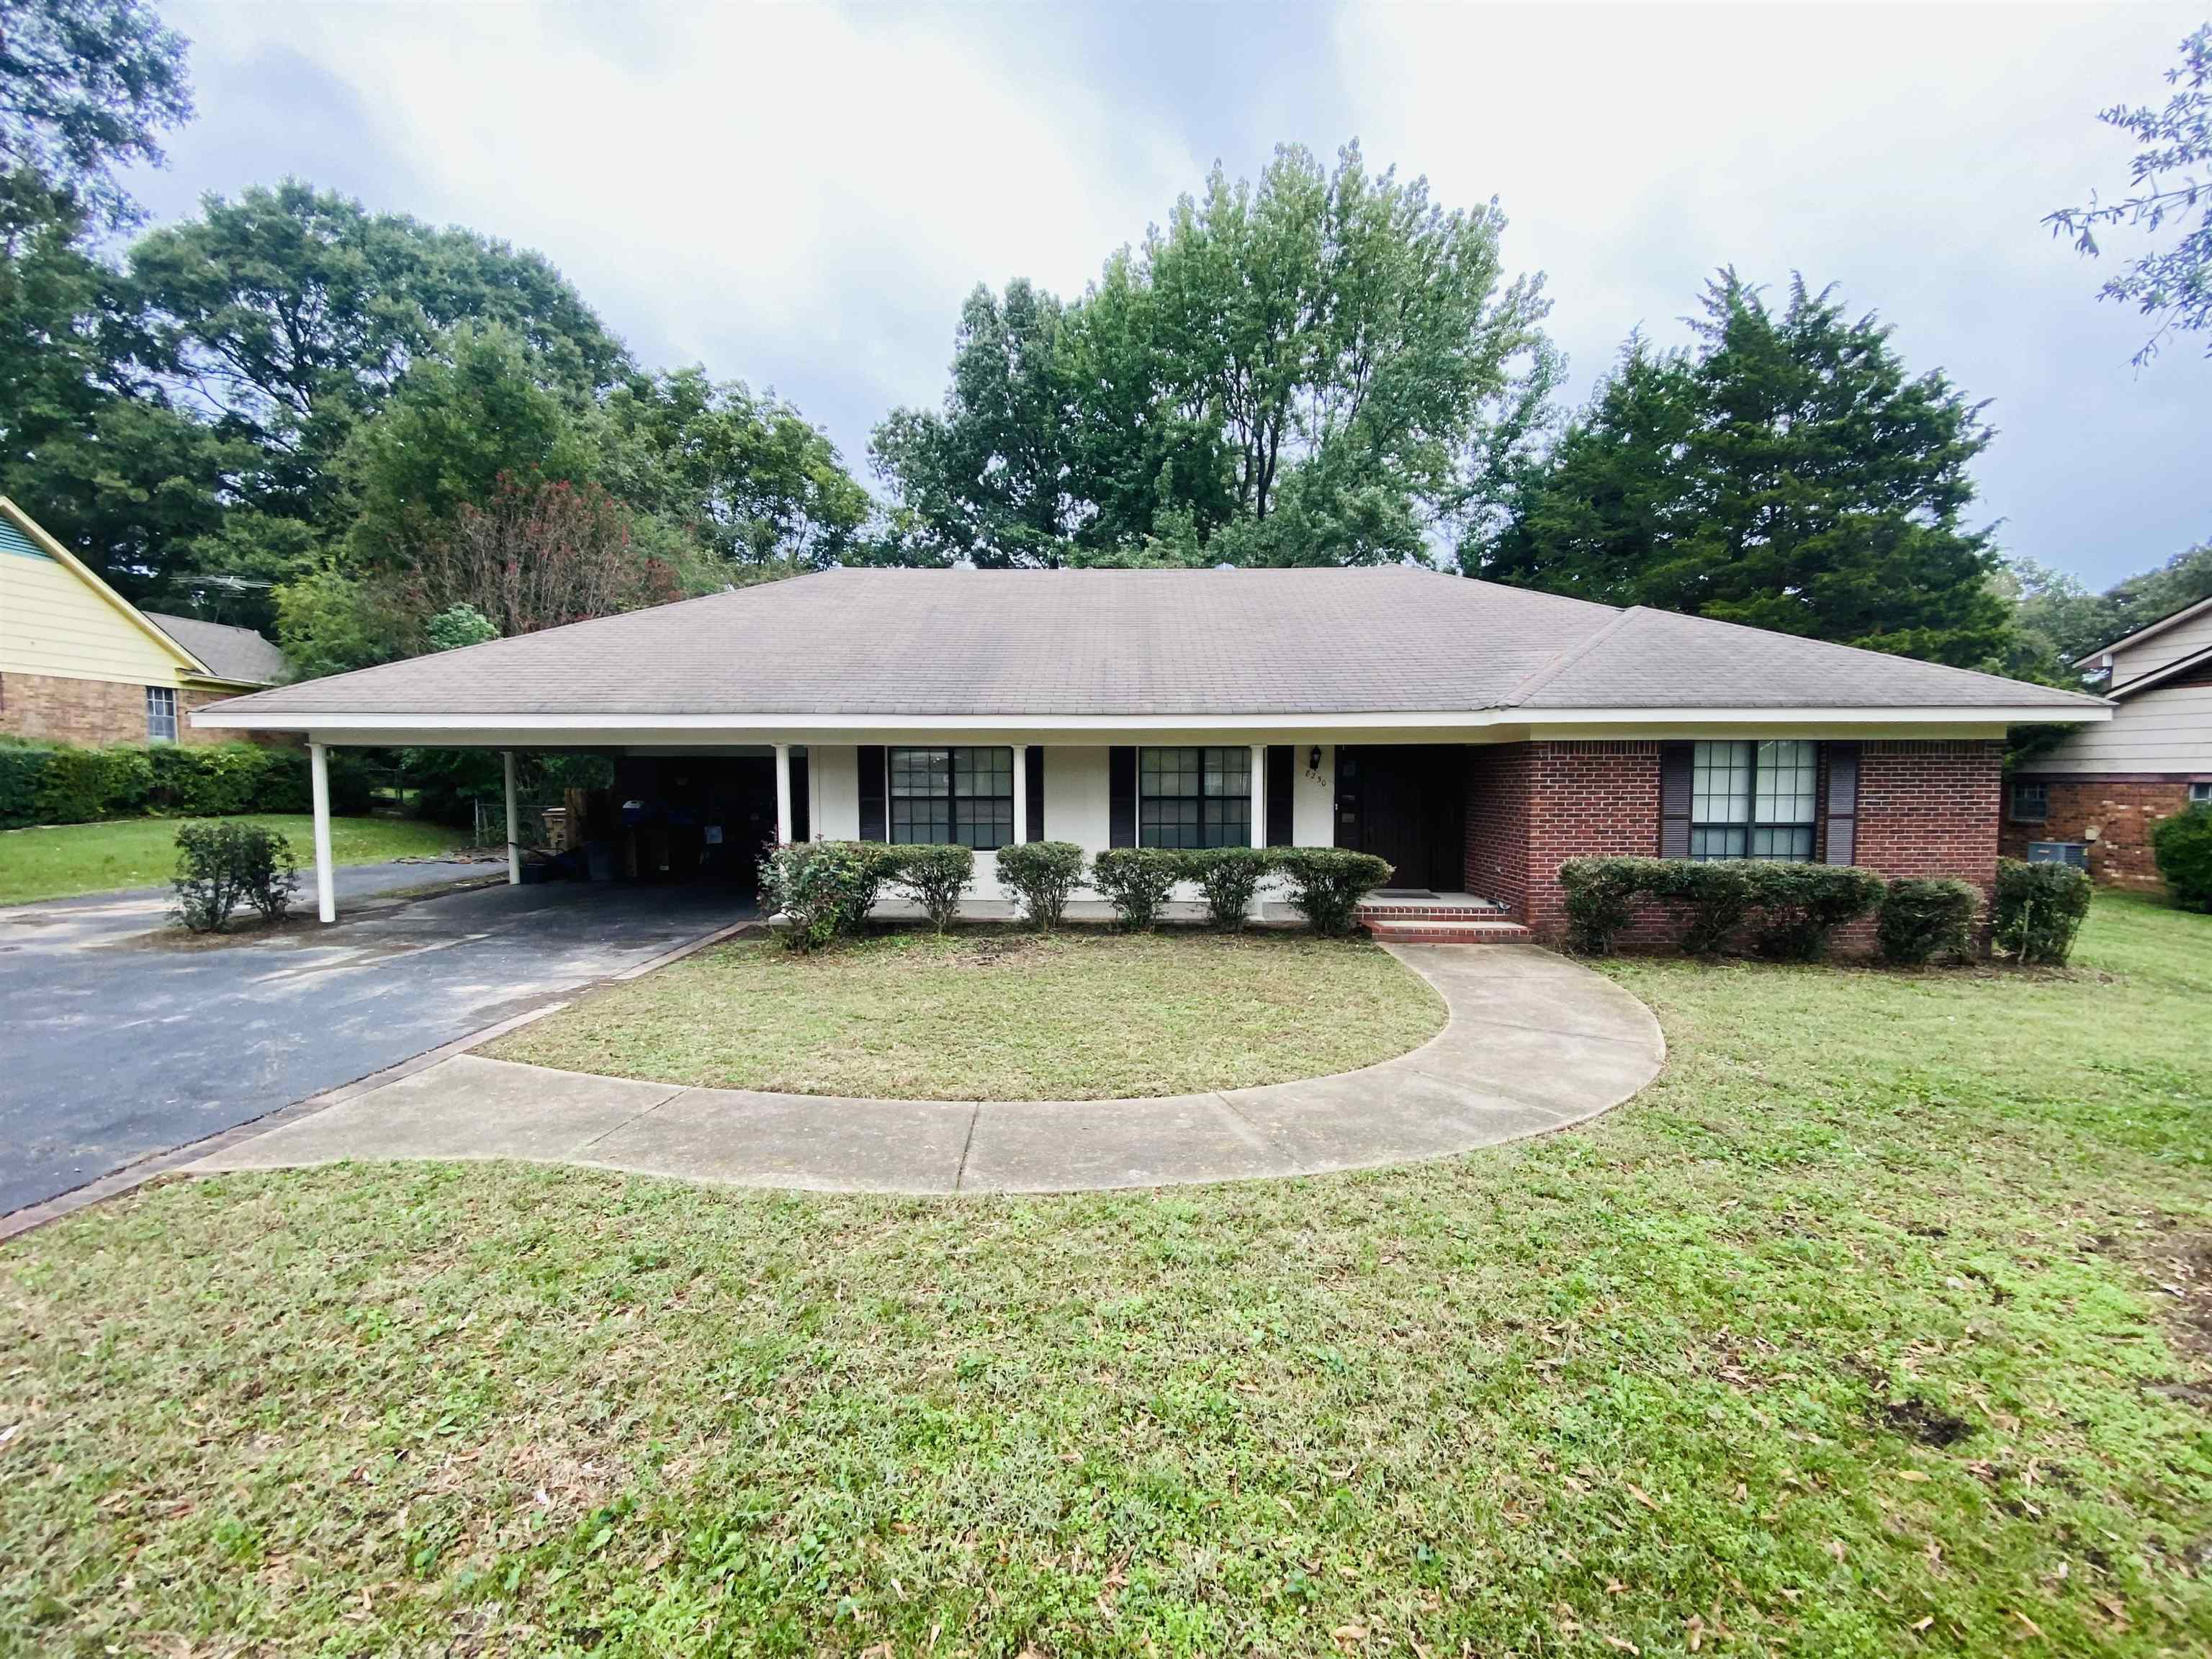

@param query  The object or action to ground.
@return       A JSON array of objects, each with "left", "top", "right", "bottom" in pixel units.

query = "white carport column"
[
  {"left": 1010, "top": 742, "right": 1028, "bottom": 843},
  {"left": 1250, "top": 744, "right": 1267, "bottom": 848},
  {"left": 773, "top": 742, "right": 793, "bottom": 843},
  {"left": 503, "top": 750, "right": 521, "bottom": 886},
  {"left": 309, "top": 742, "right": 336, "bottom": 923}
]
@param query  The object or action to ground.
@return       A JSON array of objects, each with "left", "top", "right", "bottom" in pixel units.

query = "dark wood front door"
[{"left": 1335, "top": 745, "right": 1465, "bottom": 890}]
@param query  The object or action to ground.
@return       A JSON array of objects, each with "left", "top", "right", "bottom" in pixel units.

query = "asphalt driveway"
[{"left": 0, "top": 870, "right": 752, "bottom": 1216}]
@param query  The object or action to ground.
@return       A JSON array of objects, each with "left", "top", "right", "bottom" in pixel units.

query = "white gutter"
[{"left": 194, "top": 703, "right": 2111, "bottom": 736}]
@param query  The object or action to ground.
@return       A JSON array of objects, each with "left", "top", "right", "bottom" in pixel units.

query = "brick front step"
[
  {"left": 1355, "top": 903, "right": 1509, "bottom": 920},
  {"left": 1361, "top": 918, "right": 1532, "bottom": 945}
]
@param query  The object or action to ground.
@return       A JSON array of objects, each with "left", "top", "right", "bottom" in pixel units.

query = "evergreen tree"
[{"left": 1478, "top": 274, "right": 2010, "bottom": 668}]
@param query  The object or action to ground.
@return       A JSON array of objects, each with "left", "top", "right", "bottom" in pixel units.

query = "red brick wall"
[
  {"left": 1461, "top": 744, "right": 1533, "bottom": 917},
  {"left": 1461, "top": 737, "right": 2006, "bottom": 950},
  {"left": 2000, "top": 775, "right": 2199, "bottom": 890}
]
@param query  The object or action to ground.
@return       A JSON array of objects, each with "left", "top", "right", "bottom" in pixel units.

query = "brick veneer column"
[{"left": 1462, "top": 744, "right": 1534, "bottom": 914}]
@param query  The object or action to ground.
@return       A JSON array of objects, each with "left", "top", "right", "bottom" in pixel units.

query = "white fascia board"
[{"left": 188, "top": 701, "right": 2113, "bottom": 746}]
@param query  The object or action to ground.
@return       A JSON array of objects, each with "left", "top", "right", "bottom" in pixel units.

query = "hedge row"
[
  {"left": 1559, "top": 855, "right": 2097, "bottom": 966},
  {"left": 2153, "top": 804, "right": 2212, "bottom": 912},
  {"left": 0, "top": 739, "right": 374, "bottom": 829},
  {"left": 761, "top": 840, "right": 1395, "bottom": 950}
]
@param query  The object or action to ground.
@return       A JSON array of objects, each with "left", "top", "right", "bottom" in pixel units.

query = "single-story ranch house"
[{"left": 195, "top": 567, "right": 2110, "bottom": 937}]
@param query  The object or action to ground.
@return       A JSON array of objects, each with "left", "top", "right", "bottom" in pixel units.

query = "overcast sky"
[{"left": 127, "top": 0, "right": 2208, "bottom": 590}]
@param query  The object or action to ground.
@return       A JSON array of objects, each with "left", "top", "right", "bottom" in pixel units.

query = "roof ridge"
[{"left": 1501, "top": 604, "right": 1641, "bottom": 708}]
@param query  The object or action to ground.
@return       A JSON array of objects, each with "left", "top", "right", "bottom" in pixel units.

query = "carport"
[{"left": 285, "top": 736, "right": 814, "bottom": 923}]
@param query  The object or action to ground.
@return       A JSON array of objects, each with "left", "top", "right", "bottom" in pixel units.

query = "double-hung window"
[
  {"left": 889, "top": 747, "right": 1013, "bottom": 849},
  {"left": 2190, "top": 781, "right": 2211, "bottom": 808},
  {"left": 2010, "top": 781, "right": 2049, "bottom": 823},
  {"left": 1690, "top": 739, "right": 1818, "bottom": 861},
  {"left": 1139, "top": 746, "right": 1249, "bottom": 850},
  {"left": 145, "top": 685, "right": 178, "bottom": 742}
]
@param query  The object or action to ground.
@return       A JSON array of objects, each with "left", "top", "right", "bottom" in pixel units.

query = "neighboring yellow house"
[{"left": 0, "top": 496, "right": 287, "bottom": 747}]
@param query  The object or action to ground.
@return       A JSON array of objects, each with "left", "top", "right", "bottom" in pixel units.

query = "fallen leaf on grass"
[{"left": 1625, "top": 1483, "right": 1662, "bottom": 1511}]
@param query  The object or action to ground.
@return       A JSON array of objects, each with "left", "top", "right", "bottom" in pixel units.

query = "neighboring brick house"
[
  {"left": 196, "top": 566, "right": 2109, "bottom": 932},
  {"left": 0, "top": 496, "right": 288, "bottom": 747},
  {"left": 2002, "top": 593, "right": 2212, "bottom": 889}
]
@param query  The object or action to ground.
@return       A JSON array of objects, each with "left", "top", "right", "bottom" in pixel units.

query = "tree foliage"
[
  {"left": 1478, "top": 273, "right": 2010, "bottom": 668},
  {"left": 2046, "top": 24, "right": 2212, "bottom": 364},
  {"left": 0, "top": 0, "right": 192, "bottom": 227},
  {"left": 873, "top": 142, "right": 1555, "bottom": 568}
]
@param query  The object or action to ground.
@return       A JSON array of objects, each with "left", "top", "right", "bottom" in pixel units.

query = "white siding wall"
[
  {"left": 2110, "top": 606, "right": 2212, "bottom": 689},
  {"left": 2033, "top": 683, "right": 2212, "bottom": 775},
  {"left": 1290, "top": 742, "right": 1336, "bottom": 848},
  {"left": 1, "top": 548, "right": 189, "bottom": 684},
  {"left": 809, "top": 744, "right": 860, "bottom": 839}
]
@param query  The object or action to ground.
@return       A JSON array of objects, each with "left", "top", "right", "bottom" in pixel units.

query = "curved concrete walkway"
[{"left": 192, "top": 945, "right": 1663, "bottom": 1195}]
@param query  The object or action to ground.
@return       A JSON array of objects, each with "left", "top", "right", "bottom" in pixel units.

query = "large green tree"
[
  {"left": 600, "top": 367, "right": 871, "bottom": 571},
  {"left": 123, "top": 180, "right": 630, "bottom": 525},
  {"left": 1480, "top": 274, "right": 2010, "bottom": 667},
  {"left": 873, "top": 142, "right": 1553, "bottom": 567}
]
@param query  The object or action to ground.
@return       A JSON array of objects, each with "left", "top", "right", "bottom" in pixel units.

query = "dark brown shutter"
[
  {"left": 1266, "top": 745, "right": 1294, "bottom": 848},
  {"left": 1659, "top": 742, "right": 1693, "bottom": 858},
  {"left": 790, "top": 749, "right": 810, "bottom": 842},
  {"left": 1109, "top": 746, "right": 1137, "bottom": 848},
  {"left": 1823, "top": 742, "right": 1859, "bottom": 866},
  {"left": 1025, "top": 745, "right": 1043, "bottom": 843},
  {"left": 858, "top": 746, "right": 886, "bottom": 841}
]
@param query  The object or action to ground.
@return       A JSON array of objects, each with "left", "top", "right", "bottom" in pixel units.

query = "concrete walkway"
[{"left": 192, "top": 945, "right": 1664, "bottom": 1195}]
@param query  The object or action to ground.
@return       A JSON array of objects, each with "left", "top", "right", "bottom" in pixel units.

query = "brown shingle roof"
[{"left": 201, "top": 566, "right": 2105, "bottom": 720}]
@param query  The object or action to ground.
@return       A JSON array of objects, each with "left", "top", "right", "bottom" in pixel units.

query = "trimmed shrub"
[
  {"left": 1187, "top": 845, "right": 1277, "bottom": 930},
  {"left": 759, "top": 840, "right": 902, "bottom": 951},
  {"left": 996, "top": 840, "right": 1086, "bottom": 931},
  {"left": 891, "top": 842, "right": 974, "bottom": 932},
  {"left": 1992, "top": 858, "right": 2092, "bottom": 965},
  {"left": 0, "top": 739, "right": 319, "bottom": 826},
  {"left": 1557, "top": 856, "right": 1669, "bottom": 954},
  {"left": 171, "top": 820, "right": 296, "bottom": 934},
  {"left": 1657, "top": 860, "right": 1758, "bottom": 956},
  {"left": 2152, "top": 805, "right": 2212, "bottom": 912},
  {"left": 0, "top": 744, "right": 55, "bottom": 828},
  {"left": 1877, "top": 877, "right": 1982, "bottom": 966},
  {"left": 1558, "top": 856, "right": 1887, "bottom": 958},
  {"left": 1277, "top": 847, "right": 1393, "bottom": 936},
  {"left": 35, "top": 744, "right": 152, "bottom": 824},
  {"left": 1745, "top": 863, "right": 1887, "bottom": 961},
  {"left": 1089, "top": 847, "right": 1185, "bottom": 931}
]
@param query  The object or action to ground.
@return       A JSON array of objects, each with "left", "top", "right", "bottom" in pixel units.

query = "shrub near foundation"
[
  {"left": 1558, "top": 857, "right": 1887, "bottom": 960},
  {"left": 995, "top": 840, "right": 1086, "bottom": 931},
  {"left": 1089, "top": 847, "right": 1184, "bottom": 931},
  {"left": 1277, "top": 847, "right": 1393, "bottom": 936},
  {"left": 2152, "top": 806, "right": 2212, "bottom": 912},
  {"left": 760, "top": 840, "right": 902, "bottom": 952},
  {"left": 891, "top": 843, "right": 975, "bottom": 932},
  {"left": 1187, "top": 845, "right": 1277, "bottom": 930},
  {"left": 1992, "top": 858, "right": 2092, "bottom": 965},
  {"left": 1745, "top": 863, "right": 1887, "bottom": 961},
  {"left": 1877, "top": 877, "right": 1983, "bottom": 966},
  {"left": 1557, "top": 856, "right": 1668, "bottom": 954}
]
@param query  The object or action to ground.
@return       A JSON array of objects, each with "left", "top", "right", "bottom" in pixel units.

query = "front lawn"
[
  {"left": 487, "top": 929, "right": 1449, "bottom": 1099},
  {"left": 2, "top": 898, "right": 2208, "bottom": 1656},
  {"left": 0, "top": 813, "right": 472, "bottom": 907}
]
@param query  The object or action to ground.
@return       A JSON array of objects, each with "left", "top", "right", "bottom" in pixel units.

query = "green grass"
[
  {"left": 0, "top": 813, "right": 472, "bottom": 906},
  {"left": 486, "top": 929, "right": 1450, "bottom": 1099},
  {"left": 2, "top": 897, "right": 2208, "bottom": 1657}
]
